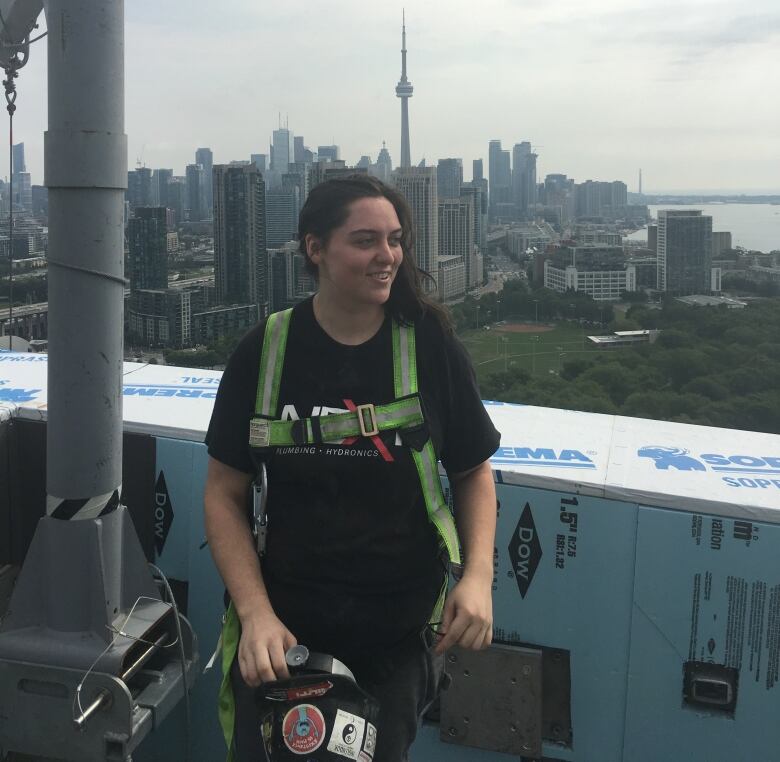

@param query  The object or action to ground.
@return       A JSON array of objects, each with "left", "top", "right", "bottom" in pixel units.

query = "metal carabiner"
[{"left": 252, "top": 462, "right": 269, "bottom": 557}]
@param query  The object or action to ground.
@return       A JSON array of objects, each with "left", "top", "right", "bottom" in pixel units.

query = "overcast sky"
[{"left": 4, "top": 0, "right": 780, "bottom": 193}]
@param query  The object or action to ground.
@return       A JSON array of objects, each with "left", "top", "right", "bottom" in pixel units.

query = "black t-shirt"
[{"left": 206, "top": 297, "right": 500, "bottom": 664}]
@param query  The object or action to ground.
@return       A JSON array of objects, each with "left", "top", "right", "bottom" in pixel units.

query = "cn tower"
[{"left": 396, "top": 10, "right": 413, "bottom": 168}]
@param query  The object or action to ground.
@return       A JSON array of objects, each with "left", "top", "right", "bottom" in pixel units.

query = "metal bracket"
[{"left": 440, "top": 643, "right": 543, "bottom": 757}]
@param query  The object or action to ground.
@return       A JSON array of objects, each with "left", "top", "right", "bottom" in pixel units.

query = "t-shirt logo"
[{"left": 282, "top": 704, "right": 326, "bottom": 754}]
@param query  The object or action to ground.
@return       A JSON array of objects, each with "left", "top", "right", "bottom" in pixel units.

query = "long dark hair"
[{"left": 298, "top": 174, "right": 453, "bottom": 332}]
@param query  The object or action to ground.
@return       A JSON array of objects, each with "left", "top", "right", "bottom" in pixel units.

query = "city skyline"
[{"left": 1, "top": 0, "right": 778, "bottom": 192}]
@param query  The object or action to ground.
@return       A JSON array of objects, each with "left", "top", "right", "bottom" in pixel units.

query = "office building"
[
  {"left": 575, "top": 180, "right": 628, "bottom": 220},
  {"left": 437, "top": 158, "right": 463, "bottom": 200},
  {"left": 185, "top": 164, "right": 205, "bottom": 222},
  {"left": 153, "top": 169, "right": 173, "bottom": 210},
  {"left": 127, "top": 207, "right": 168, "bottom": 290},
  {"left": 266, "top": 190, "right": 298, "bottom": 249},
  {"left": 11, "top": 143, "right": 31, "bottom": 212},
  {"left": 544, "top": 245, "right": 636, "bottom": 301},
  {"left": 488, "top": 140, "right": 512, "bottom": 219},
  {"left": 437, "top": 255, "right": 466, "bottom": 302},
  {"left": 166, "top": 179, "right": 186, "bottom": 226},
  {"left": 294, "top": 137, "right": 306, "bottom": 163},
  {"left": 192, "top": 303, "right": 258, "bottom": 344},
  {"left": 459, "top": 184, "right": 486, "bottom": 286},
  {"left": 195, "top": 148, "right": 214, "bottom": 219},
  {"left": 438, "top": 196, "right": 476, "bottom": 292},
  {"left": 271, "top": 128, "right": 294, "bottom": 173},
  {"left": 213, "top": 163, "right": 268, "bottom": 316},
  {"left": 472, "top": 159, "right": 483, "bottom": 183},
  {"left": 268, "top": 241, "right": 316, "bottom": 313},
  {"left": 512, "top": 142, "right": 537, "bottom": 220},
  {"left": 543, "top": 174, "right": 575, "bottom": 228},
  {"left": 393, "top": 166, "right": 438, "bottom": 286},
  {"left": 126, "top": 287, "right": 207, "bottom": 348},
  {"left": 372, "top": 142, "right": 393, "bottom": 183},
  {"left": 657, "top": 210, "right": 713, "bottom": 294},
  {"left": 317, "top": 145, "right": 339, "bottom": 163},
  {"left": 12, "top": 142, "right": 25, "bottom": 173},
  {"left": 127, "top": 167, "right": 153, "bottom": 210},
  {"left": 250, "top": 154, "right": 267, "bottom": 173},
  {"left": 712, "top": 231, "right": 733, "bottom": 258}
]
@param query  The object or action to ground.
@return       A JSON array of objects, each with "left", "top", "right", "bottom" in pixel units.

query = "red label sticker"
[
  {"left": 282, "top": 704, "right": 326, "bottom": 755},
  {"left": 287, "top": 681, "right": 334, "bottom": 701}
]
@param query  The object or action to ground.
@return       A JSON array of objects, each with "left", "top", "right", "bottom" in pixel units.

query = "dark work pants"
[{"left": 231, "top": 636, "right": 444, "bottom": 762}]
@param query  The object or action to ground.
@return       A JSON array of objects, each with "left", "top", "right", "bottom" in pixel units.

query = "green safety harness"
[{"left": 217, "top": 307, "right": 462, "bottom": 759}]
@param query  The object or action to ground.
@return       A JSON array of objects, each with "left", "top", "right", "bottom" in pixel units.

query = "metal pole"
[{"left": 44, "top": 0, "right": 127, "bottom": 516}]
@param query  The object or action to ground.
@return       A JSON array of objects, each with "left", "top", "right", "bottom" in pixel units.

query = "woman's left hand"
[{"left": 434, "top": 572, "right": 493, "bottom": 654}]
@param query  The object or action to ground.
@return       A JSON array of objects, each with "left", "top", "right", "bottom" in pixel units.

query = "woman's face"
[{"left": 306, "top": 197, "right": 403, "bottom": 311}]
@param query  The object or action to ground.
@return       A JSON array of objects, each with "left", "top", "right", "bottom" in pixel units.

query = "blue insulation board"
[
  {"left": 623, "top": 506, "right": 780, "bottom": 762},
  {"left": 134, "top": 439, "right": 226, "bottom": 762},
  {"left": 411, "top": 480, "right": 638, "bottom": 762}
]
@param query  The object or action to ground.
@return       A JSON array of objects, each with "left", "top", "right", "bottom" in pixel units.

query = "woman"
[{"left": 204, "top": 174, "right": 499, "bottom": 761}]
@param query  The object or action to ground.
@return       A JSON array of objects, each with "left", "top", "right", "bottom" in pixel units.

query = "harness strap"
[
  {"left": 394, "top": 322, "right": 461, "bottom": 568},
  {"left": 255, "top": 308, "right": 293, "bottom": 417},
  {"left": 249, "top": 396, "right": 426, "bottom": 448},
  {"left": 218, "top": 603, "right": 240, "bottom": 761}
]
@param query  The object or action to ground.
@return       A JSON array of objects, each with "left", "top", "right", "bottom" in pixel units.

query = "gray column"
[{"left": 44, "top": 0, "right": 127, "bottom": 514}]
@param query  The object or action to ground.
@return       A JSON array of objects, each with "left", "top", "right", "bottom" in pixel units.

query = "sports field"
[{"left": 460, "top": 320, "right": 599, "bottom": 385}]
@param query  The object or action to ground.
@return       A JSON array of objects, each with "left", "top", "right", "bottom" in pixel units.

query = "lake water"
[{"left": 625, "top": 204, "right": 780, "bottom": 253}]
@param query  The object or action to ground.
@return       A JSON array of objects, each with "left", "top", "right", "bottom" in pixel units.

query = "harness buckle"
[
  {"left": 356, "top": 403, "right": 379, "bottom": 437},
  {"left": 249, "top": 418, "right": 271, "bottom": 448}
]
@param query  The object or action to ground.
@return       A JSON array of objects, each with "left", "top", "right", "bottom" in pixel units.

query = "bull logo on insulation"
[
  {"left": 637, "top": 446, "right": 705, "bottom": 471},
  {"left": 508, "top": 503, "right": 542, "bottom": 598}
]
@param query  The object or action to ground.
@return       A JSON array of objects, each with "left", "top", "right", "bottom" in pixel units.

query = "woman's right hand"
[{"left": 236, "top": 606, "right": 298, "bottom": 687}]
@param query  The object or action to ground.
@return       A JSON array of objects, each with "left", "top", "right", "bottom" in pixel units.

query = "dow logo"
[
  {"left": 154, "top": 471, "right": 174, "bottom": 556},
  {"left": 508, "top": 503, "right": 542, "bottom": 598}
]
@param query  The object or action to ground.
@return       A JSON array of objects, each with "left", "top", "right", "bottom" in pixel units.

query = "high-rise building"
[
  {"left": 271, "top": 128, "right": 294, "bottom": 174},
  {"left": 317, "top": 145, "right": 339, "bottom": 163},
  {"left": 127, "top": 207, "right": 168, "bottom": 291},
  {"left": 154, "top": 169, "right": 173, "bottom": 211},
  {"left": 167, "top": 179, "right": 186, "bottom": 226},
  {"left": 12, "top": 143, "right": 26, "bottom": 173},
  {"left": 185, "top": 164, "right": 205, "bottom": 221},
  {"left": 488, "top": 140, "right": 511, "bottom": 219},
  {"left": 459, "top": 185, "right": 486, "bottom": 287},
  {"left": 294, "top": 137, "right": 306, "bottom": 164},
  {"left": 394, "top": 166, "right": 438, "bottom": 286},
  {"left": 543, "top": 174, "right": 575, "bottom": 228},
  {"left": 372, "top": 142, "right": 393, "bottom": 183},
  {"left": 266, "top": 190, "right": 298, "bottom": 249},
  {"left": 395, "top": 12, "right": 413, "bottom": 168},
  {"left": 575, "top": 180, "right": 628, "bottom": 220},
  {"left": 250, "top": 154, "right": 267, "bottom": 173},
  {"left": 195, "top": 148, "right": 214, "bottom": 219},
  {"left": 512, "top": 142, "right": 537, "bottom": 220},
  {"left": 436, "top": 159, "right": 463, "bottom": 200},
  {"left": 438, "top": 197, "right": 474, "bottom": 297},
  {"left": 268, "top": 241, "right": 316, "bottom": 313},
  {"left": 127, "top": 167, "right": 153, "bottom": 210},
  {"left": 712, "top": 231, "right": 733, "bottom": 258},
  {"left": 472, "top": 159, "right": 483, "bottom": 183},
  {"left": 657, "top": 210, "right": 713, "bottom": 294},
  {"left": 213, "top": 163, "right": 268, "bottom": 316}
]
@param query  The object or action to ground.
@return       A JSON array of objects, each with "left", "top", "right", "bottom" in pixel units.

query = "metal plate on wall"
[{"left": 440, "top": 643, "right": 543, "bottom": 757}]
